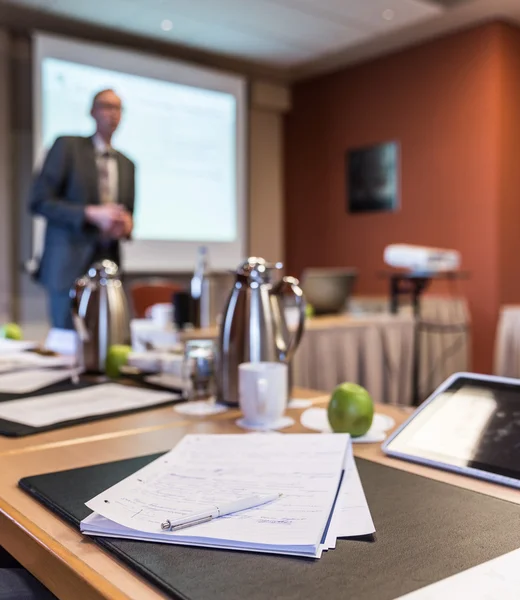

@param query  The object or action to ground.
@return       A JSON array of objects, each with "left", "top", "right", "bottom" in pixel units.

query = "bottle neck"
[
  {"left": 195, "top": 249, "right": 208, "bottom": 276},
  {"left": 191, "top": 249, "right": 208, "bottom": 300}
]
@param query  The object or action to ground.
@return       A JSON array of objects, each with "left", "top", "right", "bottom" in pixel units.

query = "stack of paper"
[
  {"left": 0, "top": 341, "right": 79, "bottom": 393},
  {"left": 0, "top": 339, "right": 39, "bottom": 354},
  {"left": 80, "top": 434, "right": 375, "bottom": 558},
  {"left": 0, "top": 352, "right": 76, "bottom": 374},
  {"left": 0, "top": 368, "right": 81, "bottom": 395}
]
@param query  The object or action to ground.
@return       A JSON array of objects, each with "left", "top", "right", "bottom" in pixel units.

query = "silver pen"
[{"left": 161, "top": 492, "right": 282, "bottom": 532}]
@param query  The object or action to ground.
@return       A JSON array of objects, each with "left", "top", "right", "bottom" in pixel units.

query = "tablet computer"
[{"left": 382, "top": 372, "right": 520, "bottom": 489}]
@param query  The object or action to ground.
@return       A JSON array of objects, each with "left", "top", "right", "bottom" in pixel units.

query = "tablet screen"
[{"left": 385, "top": 376, "right": 520, "bottom": 482}]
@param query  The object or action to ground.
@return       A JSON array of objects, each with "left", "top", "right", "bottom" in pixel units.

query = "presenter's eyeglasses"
[{"left": 96, "top": 102, "right": 123, "bottom": 113}]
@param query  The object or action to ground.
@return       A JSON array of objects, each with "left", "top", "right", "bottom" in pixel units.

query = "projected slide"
[{"left": 41, "top": 58, "right": 237, "bottom": 243}]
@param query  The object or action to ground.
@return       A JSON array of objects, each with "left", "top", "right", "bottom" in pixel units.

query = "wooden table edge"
[{"left": 0, "top": 497, "right": 136, "bottom": 600}]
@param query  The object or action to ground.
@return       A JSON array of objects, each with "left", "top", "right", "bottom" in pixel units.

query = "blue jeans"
[
  {"left": 0, "top": 568, "right": 57, "bottom": 599},
  {"left": 48, "top": 290, "right": 74, "bottom": 330}
]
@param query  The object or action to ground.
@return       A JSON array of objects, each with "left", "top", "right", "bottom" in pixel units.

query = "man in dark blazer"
[{"left": 30, "top": 89, "right": 135, "bottom": 329}]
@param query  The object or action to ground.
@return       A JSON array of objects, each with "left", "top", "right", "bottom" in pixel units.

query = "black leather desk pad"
[
  {"left": 0, "top": 378, "right": 180, "bottom": 437},
  {"left": 19, "top": 455, "right": 520, "bottom": 600}
]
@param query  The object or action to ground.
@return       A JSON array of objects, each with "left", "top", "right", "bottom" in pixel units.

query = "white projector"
[{"left": 384, "top": 244, "right": 461, "bottom": 273}]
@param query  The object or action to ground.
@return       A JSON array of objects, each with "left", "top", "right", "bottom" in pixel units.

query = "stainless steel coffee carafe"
[
  {"left": 216, "top": 257, "right": 306, "bottom": 406},
  {"left": 70, "top": 260, "right": 130, "bottom": 373}
]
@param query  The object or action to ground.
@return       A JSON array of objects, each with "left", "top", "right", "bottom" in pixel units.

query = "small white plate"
[
  {"left": 236, "top": 416, "right": 295, "bottom": 431},
  {"left": 300, "top": 408, "right": 395, "bottom": 443},
  {"left": 174, "top": 401, "right": 229, "bottom": 416},
  {"left": 288, "top": 398, "right": 313, "bottom": 409}
]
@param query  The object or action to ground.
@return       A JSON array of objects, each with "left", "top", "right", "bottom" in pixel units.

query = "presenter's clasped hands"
[
  {"left": 109, "top": 210, "right": 133, "bottom": 239},
  {"left": 84, "top": 204, "right": 133, "bottom": 239}
]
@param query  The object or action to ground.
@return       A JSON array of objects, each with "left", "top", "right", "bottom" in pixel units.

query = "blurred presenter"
[{"left": 30, "top": 89, "right": 135, "bottom": 329}]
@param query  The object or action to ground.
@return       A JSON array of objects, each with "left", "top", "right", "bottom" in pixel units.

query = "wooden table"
[
  {"left": 0, "top": 385, "right": 324, "bottom": 457},
  {"left": 0, "top": 396, "right": 517, "bottom": 600}
]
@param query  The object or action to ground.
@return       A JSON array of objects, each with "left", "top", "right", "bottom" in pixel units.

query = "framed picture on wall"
[{"left": 346, "top": 141, "right": 399, "bottom": 214}]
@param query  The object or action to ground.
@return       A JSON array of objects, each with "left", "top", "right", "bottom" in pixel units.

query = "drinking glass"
[{"left": 174, "top": 339, "right": 228, "bottom": 416}]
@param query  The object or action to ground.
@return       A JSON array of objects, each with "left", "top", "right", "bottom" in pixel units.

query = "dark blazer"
[{"left": 30, "top": 136, "right": 135, "bottom": 292}]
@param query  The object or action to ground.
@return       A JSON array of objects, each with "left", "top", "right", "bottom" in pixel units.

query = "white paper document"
[
  {"left": 396, "top": 547, "right": 520, "bottom": 599},
  {"left": 0, "top": 368, "right": 80, "bottom": 395},
  {"left": 0, "top": 339, "right": 39, "bottom": 353},
  {"left": 326, "top": 444, "right": 375, "bottom": 547},
  {"left": 0, "top": 352, "right": 76, "bottom": 374},
  {"left": 0, "top": 382, "right": 179, "bottom": 427},
  {"left": 44, "top": 328, "right": 79, "bottom": 356},
  {"left": 145, "top": 373, "right": 186, "bottom": 390},
  {"left": 81, "top": 434, "right": 375, "bottom": 558}
]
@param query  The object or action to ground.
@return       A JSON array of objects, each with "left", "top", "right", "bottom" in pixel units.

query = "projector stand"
[
  {"left": 384, "top": 271, "right": 469, "bottom": 407},
  {"left": 388, "top": 274, "right": 431, "bottom": 407}
]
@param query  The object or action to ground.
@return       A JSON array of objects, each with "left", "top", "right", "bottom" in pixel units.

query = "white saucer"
[
  {"left": 235, "top": 416, "right": 295, "bottom": 431},
  {"left": 174, "top": 401, "right": 229, "bottom": 416},
  {"left": 300, "top": 408, "right": 395, "bottom": 443},
  {"left": 372, "top": 413, "right": 396, "bottom": 432},
  {"left": 288, "top": 398, "right": 313, "bottom": 409}
]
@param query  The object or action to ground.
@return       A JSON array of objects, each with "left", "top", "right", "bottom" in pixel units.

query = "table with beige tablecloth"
[
  {"left": 294, "top": 296, "right": 470, "bottom": 406},
  {"left": 414, "top": 296, "right": 471, "bottom": 399},
  {"left": 494, "top": 305, "right": 520, "bottom": 377},
  {"left": 293, "top": 314, "right": 415, "bottom": 406}
]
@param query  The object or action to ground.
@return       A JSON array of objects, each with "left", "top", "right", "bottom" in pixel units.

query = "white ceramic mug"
[
  {"left": 238, "top": 362, "right": 288, "bottom": 426},
  {"left": 146, "top": 303, "right": 174, "bottom": 328},
  {"left": 130, "top": 319, "right": 178, "bottom": 352}
]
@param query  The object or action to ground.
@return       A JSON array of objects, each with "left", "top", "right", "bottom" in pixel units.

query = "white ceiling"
[
  {"left": 1, "top": 0, "right": 520, "bottom": 78},
  {"left": 1, "top": 0, "right": 443, "bottom": 67}
]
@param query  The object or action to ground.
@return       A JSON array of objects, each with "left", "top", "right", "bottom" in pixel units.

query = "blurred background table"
[
  {"left": 494, "top": 305, "right": 520, "bottom": 378},
  {"left": 182, "top": 295, "right": 470, "bottom": 406},
  {"left": 22, "top": 294, "right": 470, "bottom": 408},
  {"left": 293, "top": 314, "right": 414, "bottom": 405}
]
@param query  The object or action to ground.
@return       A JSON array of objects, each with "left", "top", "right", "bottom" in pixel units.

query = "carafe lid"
[
  {"left": 236, "top": 257, "right": 282, "bottom": 283},
  {"left": 87, "top": 260, "right": 120, "bottom": 281}
]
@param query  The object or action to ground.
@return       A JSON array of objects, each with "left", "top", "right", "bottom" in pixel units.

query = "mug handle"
[{"left": 256, "top": 378, "right": 269, "bottom": 415}]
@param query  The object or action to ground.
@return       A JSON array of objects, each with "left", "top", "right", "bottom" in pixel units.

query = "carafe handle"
[
  {"left": 271, "top": 276, "right": 306, "bottom": 363},
  {"left": 70, "top": 278, "right": 89, "bottom": 342}
]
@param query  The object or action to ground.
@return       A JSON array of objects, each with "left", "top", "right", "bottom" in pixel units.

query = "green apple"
[
  {"left": 305, "top": 303, "right": 315, "bottom": 318},
  {"left": 0, "top": 323, "right": 23, "bottom": 341},
  {"left": 327, "top": 382, "right": 374, "bottom": 437},
  {"left": 105, "top": 344, "right": 132, "bottom": 379}
]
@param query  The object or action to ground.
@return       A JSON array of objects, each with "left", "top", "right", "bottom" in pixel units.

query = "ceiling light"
[
  {"left": 382, "top": 9, "right": 395, "bottom": 21},
  {"left": 161, "top": 19, "right": 173, "bottom": 31}
]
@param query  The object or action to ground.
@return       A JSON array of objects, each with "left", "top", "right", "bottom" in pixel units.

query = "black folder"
[
  {"left": 19, "top": 456, "right": 520, "bottom": 600},
  {"left": 0, "top": 378, "right": 180, "bottom": 437}
]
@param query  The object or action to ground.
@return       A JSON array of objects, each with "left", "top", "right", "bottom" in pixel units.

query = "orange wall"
[
  {"left": 498, "top": 25, "right": 520, "bottom": 306},
  {"left": 285, "top": 23, "right": 516, "bottom": 374}
]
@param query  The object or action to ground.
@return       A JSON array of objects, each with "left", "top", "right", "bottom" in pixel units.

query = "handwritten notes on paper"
[{"left": 81, "top": 434, "right": 375, "bottom": 558}]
